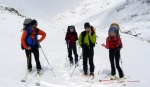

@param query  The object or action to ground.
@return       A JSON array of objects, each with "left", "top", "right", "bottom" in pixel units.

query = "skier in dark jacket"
[{"left": 65, "top": 25, "right": 78, "bottom": 66}]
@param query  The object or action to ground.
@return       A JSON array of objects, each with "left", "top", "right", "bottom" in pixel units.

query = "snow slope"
[
  {"left": 0, "top": 1, "right": 150, "bottom": 87},
  {"left": 49, "top": 0, "right": 150, "bottom": 42}
]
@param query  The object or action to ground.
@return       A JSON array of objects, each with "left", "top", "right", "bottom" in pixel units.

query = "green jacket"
[{"left": 78, "top": 31, "right": 96, "bottom": 47}]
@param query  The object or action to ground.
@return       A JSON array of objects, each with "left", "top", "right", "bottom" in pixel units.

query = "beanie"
[
  {"left": 84, "top": 22, "right": 90, "bottom": 29},
  {"left": 30, "top": 20, "right": 38, "bottom": 26},
  {"left": 109, "top": 27, "right": 115, "bottom": 32}
]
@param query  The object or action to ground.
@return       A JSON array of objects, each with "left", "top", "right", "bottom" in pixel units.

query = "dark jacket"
[{"left": 65, "top": 32, "right": 78, "bottom": 46}]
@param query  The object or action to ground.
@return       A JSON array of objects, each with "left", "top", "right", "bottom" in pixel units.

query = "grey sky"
[{"left": 0, "top": 0, "right": 82, "bottom": 20}]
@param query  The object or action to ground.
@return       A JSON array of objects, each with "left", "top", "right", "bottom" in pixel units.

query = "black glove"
[
  {"left": 81, "top": 44, "right": 84, "bottom": 48},
  {"left": 116, "top": 45, "right": 121, "bottom": 51},
  {"left": 118, "top": 45, "right": 122, "bottom": 49}
]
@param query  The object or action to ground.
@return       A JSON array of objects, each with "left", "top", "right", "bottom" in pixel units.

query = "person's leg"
[
  {"left": 89, "top": 48, "right": 94, "bottom": 75},
  {"left": 109, "top": 49, "right": 116, "bottom": 76},
  {"left": 68, "top": 46, "right": 73, "bottom": 63},
  {"left": 115, "top": 50, "right": 124, "bottom": 78},
  {"left": 72, "top": 45, "right": 78, "bottom": 64},
  {"left": 83, "top": 49, "right": 88, "bottom": 74},
  {"left": 25, "top": 50, "right": 32, "bottom": 69},
  {"left": 32, "top": 49, "right": 41, "bottom": 69}
]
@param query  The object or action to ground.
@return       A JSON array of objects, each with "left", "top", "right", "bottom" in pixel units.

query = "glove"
[
  {"left": 118, "top": 45, "right": 122, "bottom": 49},
  {"left": 116, "top": 45, "right": 122, "bottom": 51},
  {"left": 81, "top": 44, "right": 84, "bottom": 48}
]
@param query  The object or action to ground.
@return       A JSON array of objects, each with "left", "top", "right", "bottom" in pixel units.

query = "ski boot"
[
  {"left": 110, "top": 75, "right": 116, "bottom": 80},
  {"left": 118, "top": 77, "right": 125, "bottom": 83}
]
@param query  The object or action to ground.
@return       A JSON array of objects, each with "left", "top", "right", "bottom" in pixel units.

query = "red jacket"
[
  {"left": 65, "top": 32, "right": 78, "bottom": 45},
  {"left": 105, "top": 36, "right": 122, "bottom": 49}
]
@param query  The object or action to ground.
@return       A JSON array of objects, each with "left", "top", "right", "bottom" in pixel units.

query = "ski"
[
  {"left": 21, "top": 69, "right": 35, "bottom": 87},
  {"left": 127, "top": 80, "right": 140, "bottom": 82},
  {"left": 35, "top": 71, "right": 41, "bottom": 86},
  {"left": 86, "top": 76, "right": 94, "bottom": 83},
  {"left": 21, "top": 70, "right": 32, "bottom": 82},
  {"left": 99, "top": 79, "right": 140, "bottom": 83}
]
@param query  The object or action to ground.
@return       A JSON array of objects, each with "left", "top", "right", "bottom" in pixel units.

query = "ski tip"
[
  {"left": 123, "top": 84, "right": 126, "bottom": 86},
  {"left": 21, "top": 80, "right": 25, "bottom": 82},
  {"left": 36, "top": 83, "right": 40, "bottom": 86}
]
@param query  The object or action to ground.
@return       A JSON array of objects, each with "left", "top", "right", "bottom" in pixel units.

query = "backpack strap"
[{"left": 81, "top": 31, "right": 86, "bottom": 45}]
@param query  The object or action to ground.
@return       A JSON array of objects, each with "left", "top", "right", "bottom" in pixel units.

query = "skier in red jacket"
[{"left": 101, "top": 27, "right": 124, "bottom": 82}]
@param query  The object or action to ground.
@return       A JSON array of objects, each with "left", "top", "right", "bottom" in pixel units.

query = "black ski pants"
[
  {"left": 68, "top": 45, "right": 78, "bottom": 63},
  {"left": 83, "top": 47, "right": 94, "bottom": 73},
  {"left": 109, "top": 49, "right": 124, "bottom": 78},
  {"left": 25, "top": 48, "right": 41, "bottom": 69}
]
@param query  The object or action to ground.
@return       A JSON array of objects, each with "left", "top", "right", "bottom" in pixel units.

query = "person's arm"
[
  {"left": 101, "top": 38, "right": 109, "bottom": 49},
  {"left": 118, "top": 36, "right": 123, "bottom": 48},
  {"left": 78, "top": 33, "right": 82, "bottom": 46},
  {"left": 105, "top": 38, "right": 109, "bottom": 49},
  {"left": 65, "top": 33, "right": 69, "bottom": 42},
  {"left": 76, "top": 33, "right": 78, "bottom": 41},
  {"left": 21, "top": 30, "right": 28, "bottom": 50},
  {"left": 38, "top": 29, "right": 46, "bottom": 42}
]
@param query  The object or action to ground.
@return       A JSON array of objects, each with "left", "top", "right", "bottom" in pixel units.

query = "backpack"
[
  {"left": 22, "top": 18, "right": 32, "bottom": 31},
  {"left": 91, "top": 26, "right": 96, "bottom": 34},
  {"left": 110, "top": 23, "right": 120, "bottom": 37}
]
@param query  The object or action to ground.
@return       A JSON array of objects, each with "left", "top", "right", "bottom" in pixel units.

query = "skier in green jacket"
[{"left": 78, "top": 22, "right": 96, "bottom": 76}]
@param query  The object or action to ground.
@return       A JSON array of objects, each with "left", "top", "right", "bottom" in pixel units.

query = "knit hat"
[
  {"left": 30, "top": 20, "right": 38, "bottom": 26},
  {"left": 109, "top": 27, "right": 115, "bottom": 32},
  {"left": 69, "top": 25, "right": 75, "bottom": 29},
  {"left": 84, "top": 22, "right": 90, "bottom": 29}
]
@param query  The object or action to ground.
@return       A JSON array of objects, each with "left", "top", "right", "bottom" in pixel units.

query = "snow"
[
  {"left": 0, "top": 0, "right": 150, "bottom": 87},
  {"left": 0, "top": 0, "right": 82, "bottom": 20}
]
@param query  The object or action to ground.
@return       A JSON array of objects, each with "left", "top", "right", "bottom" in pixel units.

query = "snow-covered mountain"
[
  {"left": 0, "top": 1, "right": 150, "bottom": 87},
  {"left": 0, "top": 0, "right": 82, "bottom": 20},
  {"left": 50, "top": 0, "right": 150, "bottom": 42},
  {"left": 0, "top": 4, "right": 25, "bottom": 18}
]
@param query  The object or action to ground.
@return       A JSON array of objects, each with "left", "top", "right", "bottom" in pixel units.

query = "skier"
[
  {"left": 101, "top": 27, "right": 124, "bottom": 82},
  {"left": 65, "top": 25, "right": 78, "bottom": 66},
  {"left": 78, "top": 22, "right": 96, "bottom": 76},
  {"left": 21, "top": 19, "right": 46, "bottom": 73}
]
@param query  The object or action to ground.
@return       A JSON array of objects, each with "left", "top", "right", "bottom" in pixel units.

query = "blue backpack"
[{"left": 21, "top": 27, "right": 39, "bottom": 50}]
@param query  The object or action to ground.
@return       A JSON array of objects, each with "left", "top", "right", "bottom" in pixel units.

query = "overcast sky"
[{"left": 0, "top": 0, "right": 82, "bottom": 20}]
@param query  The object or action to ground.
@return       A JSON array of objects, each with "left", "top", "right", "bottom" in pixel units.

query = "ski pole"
[
  {"left": 119, "top": 50, "right": 125, "bottom": 76},
  {"left": 39, "top": 44, "right": 56, "bottom": 77},
  {"left": 27, "top": 53, "right": 31, "bottom": 69},
  {"left": 99, "top": 73, "right": 111, "bottom": 82},
  {"left": 65, "top": 43, "right": 68, "bottom": 68},
  {"left": 119, "top": 50, "right": 126, "bottom": 86},
  {"left": 77, "top": 44, "right": 82, "bottom": 59},
  {"left": 67, "top": 40, "right": 70, "bottom": 49}
]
